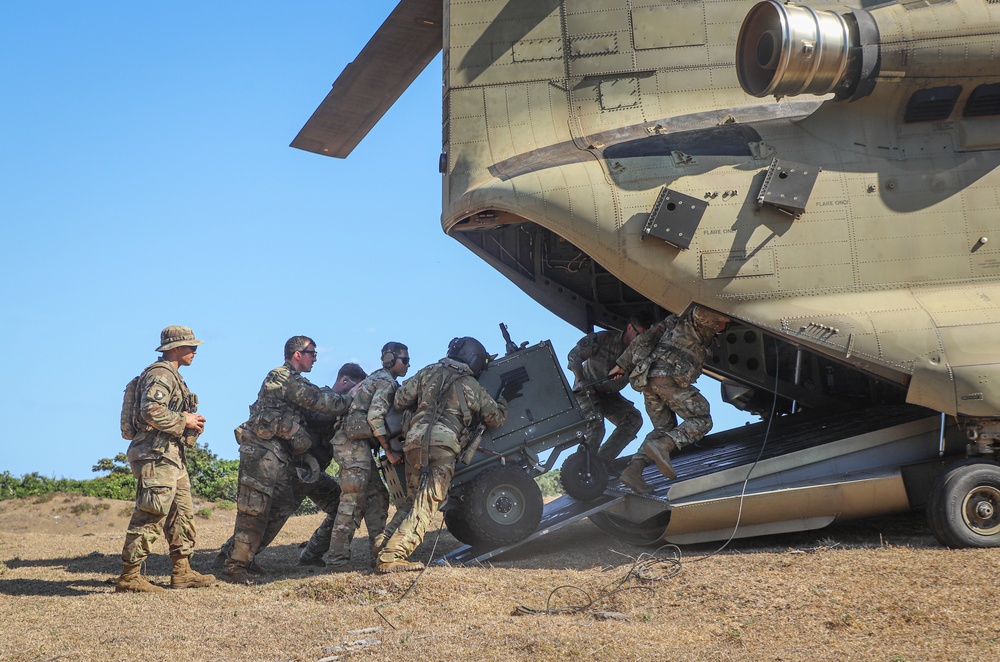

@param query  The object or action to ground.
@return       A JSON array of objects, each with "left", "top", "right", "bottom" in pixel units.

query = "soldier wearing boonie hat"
[
  {"left": 115, "top": 325, "right": 214, "bottom": 593},
  {"left": 156, "top": 325, "right": 204, "bottom": 352}
]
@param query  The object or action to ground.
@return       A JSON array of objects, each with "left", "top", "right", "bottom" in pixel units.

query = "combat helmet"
[{"left": 447, "top": 336, "right": 490, "bottom": 377}]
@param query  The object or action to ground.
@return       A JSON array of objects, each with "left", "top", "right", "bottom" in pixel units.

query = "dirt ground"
[{"left": 1, "top": 493, "right": 997, "bottom": 661}]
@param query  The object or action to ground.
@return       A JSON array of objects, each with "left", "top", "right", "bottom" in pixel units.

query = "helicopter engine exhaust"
[{"left": 736, "top": 0, "right": 870, "bottom": 99}]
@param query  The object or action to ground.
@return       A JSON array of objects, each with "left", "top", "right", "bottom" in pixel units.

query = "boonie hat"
[{"left": 157, "top": 325, "right": 204, "bottom": 352}]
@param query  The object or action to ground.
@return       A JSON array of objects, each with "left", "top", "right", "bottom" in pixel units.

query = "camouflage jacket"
[
  {"left": 394, "top": 358, "right": 508, "bottom": 455},
  {"left": 567, "top": 329, "right": 629, "bottom": 393},
  {"left": 126, "top": 360, "right": 198, "bottom": 468},
  {"left": 243, "top": 362, "right": 352, "bottom": 455},
  {"left": 618, "top": 314, "right": 716, "bottom": 389},
  {"left": 618, "top": 315, "right": 715, "bottom": 391},
  {"left": 340, "top": 367, "right": 398, "bottom": 439}
]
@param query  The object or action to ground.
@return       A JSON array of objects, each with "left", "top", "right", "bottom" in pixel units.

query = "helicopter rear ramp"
[{"left": 443, "top": 404, "right": 948, "bottom": 564}]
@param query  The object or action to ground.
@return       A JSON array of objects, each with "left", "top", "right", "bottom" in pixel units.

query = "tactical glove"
[{"left": 499, "top": 380, "right": 524, "bottom": 402}]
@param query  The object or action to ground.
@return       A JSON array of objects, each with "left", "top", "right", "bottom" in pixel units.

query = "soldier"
[
  {"left": 215, "top": 362, "right": 368, "bottom": 569},
  {"left": 324, "top": 342, "right": 408, "bottom": 569},
  {"left": 375, "top": 337, "right": 514, "bottom": 574},
  {"left": 296, "top": 362, "right": 373, "bottom": 566},
  {"left": 567, "top": 312, "right": 654, "bottom": 469},
  {"left": 115, "top": 325, "right": 215, "bottom": 593},
  {"left": 220, "top": 336, "right": 352, "bottom": 585},
  {"left": 611, "top": 306, "right": 728, "bottom": 493}
]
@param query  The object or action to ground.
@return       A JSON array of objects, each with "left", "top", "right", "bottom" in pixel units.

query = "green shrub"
[
  {"left": 1, "top": 441, "right": 239, "bottom": 504},
  {"left": 80, "top": 472, "right": 137, "bottom": 501},
  {"left": 196, "top": 507, "right": 212, "bottom": 519},
  {"left": 535, "top": 470, "right": 564, "bottom": 497},
  {"left": 70, "top": 502, "right": 93, "bottom": 515}
]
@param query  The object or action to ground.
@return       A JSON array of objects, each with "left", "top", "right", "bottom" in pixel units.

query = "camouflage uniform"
[
  {"left": 617, "top": 311, "right": 719, "bottom": 461},
  {"left": 222, "top": 363, "right": 351, "bottom": 576},
  {"left": 121, "top": 360, "right": 201, "bottom": 568},
  {"left": 325, "top": 368, "right": 395, "bottom": 568},
  {"left": 567, "top": 330, "right": 643, "bottom": 460},
  {"left": 218, "top": 417, "right": 342, "bottom": 566},
  {"left": 376, "top": 358, "right": 507, "bottom": 570}
]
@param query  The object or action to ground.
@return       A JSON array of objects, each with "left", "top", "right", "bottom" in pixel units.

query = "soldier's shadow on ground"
[
  {"left": 0, "top": 577, "right": 112, "bottom": 597},
  {"left": 0, "top": 549, "right": 228, "bottom": 595}
]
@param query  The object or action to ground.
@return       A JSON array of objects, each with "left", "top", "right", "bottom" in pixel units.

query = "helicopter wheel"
[{"left": 926, "top": 459, "right": 1000, "bottom": 548}]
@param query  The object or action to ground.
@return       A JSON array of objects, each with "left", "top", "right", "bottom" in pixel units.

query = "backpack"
[
  {"left": 120, "top": 374, "right": 143, "bottom": 440},
  {"left": 120, "top": 367, "right": 152, "bottom": 440}
]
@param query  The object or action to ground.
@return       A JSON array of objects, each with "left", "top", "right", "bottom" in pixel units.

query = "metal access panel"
[
  {"left": 756, "top": 159, "right": 821, "bottom": 217},
  {"left": 475, "top": 340, "right": 588, "bottom": 453},
  {"left": 642, "top": 187, "right": 708, "bottom": 249}
]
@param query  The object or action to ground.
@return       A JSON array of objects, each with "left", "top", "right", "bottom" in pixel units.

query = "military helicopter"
[{"left": 292, "top": 0, "right": 1000, "bottom": 551}]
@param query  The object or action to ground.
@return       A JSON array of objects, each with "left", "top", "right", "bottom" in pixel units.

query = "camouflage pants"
[
  {"left": 378, "top": 445, "right": 455, "bottom": 564},
  {"left": 327, "top": 431, "right": 389, "bottom": 565},
  {"left": 576, "top": 389, "right": 643, "bottom": 460},
  {"left": 300, "top": 468, "right": 385, "bottom": 562},
  {"left": 121, "top": 458, "right": 196, "bottom": 565},
  {"left": 223, "top": 470, "right": 342, "bottom": 562},
  {"left": 223, "top": 440, "right": 297, "bottom": 572},
  {"left": 635, "top": 375, "right": 711, "bottom": 461}
]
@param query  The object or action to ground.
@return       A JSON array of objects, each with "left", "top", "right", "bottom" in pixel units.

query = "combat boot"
[
  {"left": 644, "top": 437, "right": 678, "bottom": 480},
  {"left": 115, "top": 563, "right": 165, "bottom": 593},
  {"left": 298, "top": 553, "right": 326, "bottom": 568},
  {"left": 375, "top": 559, "right": 425, "bottom": 574},
  {"left": 370, "top": 531, "right": 389, "bottom": 558},
  {"left": 170, "top": 557, "right": 216, "bottom": 589},
  {"left": 604, "top": 456, "right": 632, "bottom": 478},
  {"left": 326, "top": 530, "right": 352, "bottom": 569},
  {"left": 220, "top": 565, "right": 256, "bottom": 586},
  {"left": 619, "top": 459, "right": 653, "bottom": 494}
]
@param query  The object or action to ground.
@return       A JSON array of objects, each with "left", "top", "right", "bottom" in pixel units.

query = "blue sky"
[{"left": 1, "top": 1, "right": 751, "bottom": 480}]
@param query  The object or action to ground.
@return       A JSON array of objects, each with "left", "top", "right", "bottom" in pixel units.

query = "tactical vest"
[{"left": 343, "top": 369, "right": 396, "bottom": 441}]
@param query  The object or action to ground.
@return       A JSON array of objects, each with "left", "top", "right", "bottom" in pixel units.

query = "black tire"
[
  {"left": 444, "top": 507, "right": 481, "bottom": 546},
  {"left": 465, "top": 465, "right": 543, "bottom": 545},
  {"left": 927, "top": 460, "right": 1000, "bottom": 548},
  {"left": 561, "top": 449, "right": 609, "bottom": 502}
]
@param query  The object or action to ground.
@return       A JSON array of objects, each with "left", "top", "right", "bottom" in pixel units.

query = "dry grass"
[{"left": 1, "top": 494, "right": 997, "bottom": 661}]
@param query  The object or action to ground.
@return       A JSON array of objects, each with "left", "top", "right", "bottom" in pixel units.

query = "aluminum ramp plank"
[
  {"left": 607, "top": 403, "right": 935, "bottom": 499},
  {"left": 441, "top": 492, "right": 624, "bottom": 565}
]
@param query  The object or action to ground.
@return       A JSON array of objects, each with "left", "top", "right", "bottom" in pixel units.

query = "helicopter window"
[
  {"left": 903, "top": 86, "right": 961, "bottom": 123},
  {"left": 963, "top": 83, "right": 1000, "bottom": 117}
]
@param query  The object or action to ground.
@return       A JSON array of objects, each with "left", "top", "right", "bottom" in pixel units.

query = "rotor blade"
[{"left": 290, "top": 0, "right": 443, "bottom": 158}]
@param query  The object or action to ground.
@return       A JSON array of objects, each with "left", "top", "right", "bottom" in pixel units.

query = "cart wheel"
[
  {"left": 927, "top": 460, "right": 1000, "bottom": 548},
  {"left": 444, "top": 507, "right": 481, "bottom": 546},
  {"left": 465, "top": 465, "right": 543, "bottom": 545},
  {"left": 561, "top": 449, "right": 609, "bottom": 502}
]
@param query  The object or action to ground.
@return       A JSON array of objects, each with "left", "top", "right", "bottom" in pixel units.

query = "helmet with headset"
[
  {"left": 381, "top": 341, "right": 408, "bottom": 369},
  {"left": 447, "top": 336, "right": 490, "bottom": 377}
]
